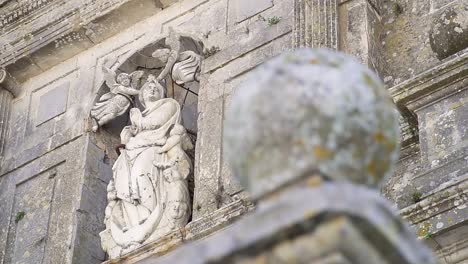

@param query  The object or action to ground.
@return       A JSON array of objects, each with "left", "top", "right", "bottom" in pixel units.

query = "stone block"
[
  {"left": 229, "top": 0, "right": 273, "bottom": 24},
  {"left": 36, "top": 82, "right": 69, "bottom": 126},
  {"left": 429, "top": 3, "right": 468, "bottom": 60},
  {"left": 192, "top": 96, "right": 224, "bottom": 219},
  {"left": 3, "top": 169, "right": 55, "bottom": 264}
]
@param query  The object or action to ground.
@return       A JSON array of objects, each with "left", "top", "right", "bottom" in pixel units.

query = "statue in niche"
[
  {"left": 152, "top": 28, "right": 202, "bottom": 85},
  {"left": 100, "top": 76, "right": 193, "bottom": 257},
  {"left": 90, "top": 62, "right": 144, "bottom": 132}
]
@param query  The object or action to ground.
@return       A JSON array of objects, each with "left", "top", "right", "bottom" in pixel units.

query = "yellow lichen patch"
[
  {"left": 313, "top": 146, "right": 333, "bottom": 160},
  {"left": 307, "top": 176, "right": 323, "bottom": 188},
  {"left": 418, "top": 222, "right": 431, "bottom": 238},
  {"left": 366, "top": 162, "right": 379, "bottom": 181},
  {"left": 309, "top": 59, "right": 320, "bottom": 65},
  {"left": 373, "top": 131, "right": 396, "bottom": 152},
  {"left": 374, "top": 131, "right": 386, "bottom": 143},
  {"left": 363, "top": 73, "right": 377, "bottom": 88}
]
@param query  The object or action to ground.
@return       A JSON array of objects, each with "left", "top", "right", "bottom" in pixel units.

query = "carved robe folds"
[{"left": 100, "top": 95, "right": 192, "bottom": 259}]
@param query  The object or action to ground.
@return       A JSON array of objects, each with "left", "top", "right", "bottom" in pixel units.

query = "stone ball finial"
[{"left": 223, "top": 48, "right": 400, "bottom": 197}]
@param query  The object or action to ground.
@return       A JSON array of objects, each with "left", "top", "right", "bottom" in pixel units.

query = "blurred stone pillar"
[
  {"left": 0, "top": 69, "right": 20, "bottom": 158},
  {"left": 293, "top": 0, "right": 339, "bottom": 49}
]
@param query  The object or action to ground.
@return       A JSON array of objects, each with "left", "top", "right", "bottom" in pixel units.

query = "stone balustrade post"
[{"left": 137, "top": 49, "right": 438, "bottom": 264}]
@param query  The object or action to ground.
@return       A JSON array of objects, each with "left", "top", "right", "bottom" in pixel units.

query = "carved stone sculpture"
[
  {"left": 90, "top": 62, "right": 144, "bottom": 132},
  {"left": 152, "top": 28, "right": 202, "bottom": 85},
  {"left": 100, "top": 76, "right": 193, "bottom": 258}
]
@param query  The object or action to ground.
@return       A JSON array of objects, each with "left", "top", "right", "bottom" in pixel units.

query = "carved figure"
[
  {"left": 151, "top": 28, "right": 202, "bottom": 85},
  {"left": 90, "top": 63, "right": 144, "bottom": 132},
  {"left": 100, "top": 76, "right": 193, "bottom": 258}
]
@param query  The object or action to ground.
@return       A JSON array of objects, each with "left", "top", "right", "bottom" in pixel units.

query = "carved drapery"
[{"left": 293, "top": 0, "right": 339, "bottom": 49}]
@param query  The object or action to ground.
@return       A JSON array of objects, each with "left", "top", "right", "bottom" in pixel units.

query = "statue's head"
[
  {"left": 152, "top": 48, "right": 171, "bottom": 63},
  {"left": 116, "top": 73, "right": 131, "bottom": 86},
  {"left": 139, "top": 80, "right": 165, "bottom": 108}
]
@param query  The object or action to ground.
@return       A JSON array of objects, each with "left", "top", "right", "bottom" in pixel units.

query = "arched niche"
[{"left": 89, "top": 32, "right": 204, "bottom": 224}]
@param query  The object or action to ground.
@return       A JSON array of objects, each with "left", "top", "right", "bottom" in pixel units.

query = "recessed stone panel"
[
  {"left": 4, "top": 170, "right": 56, "bottom": 264},
  {"left": 36, "top": 82, "right": 69, "bottom": 126},
  {"left": 229, "top": 0, "right": 273, "bottom": 23}
]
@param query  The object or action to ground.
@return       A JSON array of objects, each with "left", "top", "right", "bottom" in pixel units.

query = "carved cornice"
[
  {"left": 390, "top": 50, "right": 468, "bottom": 113},
  {"left": 0, "top": 0, "right": 54, "bottom": 28},
  {"left": 400, "top": 173, "right": 468, "bottom": 238},
  {"left": 0, "top": 0, "right": 135, "bottom": 68}
]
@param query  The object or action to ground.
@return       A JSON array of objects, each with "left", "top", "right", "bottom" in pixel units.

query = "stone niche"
[{"left": 89, "top": 31, "right": 205, "bottom": 259}]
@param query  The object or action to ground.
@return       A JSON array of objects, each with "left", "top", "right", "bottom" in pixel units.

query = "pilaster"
[
  {"left": 293, "top": 0, "right": 339, "bottom": 49},
  {"left": 0, "top": 69, "right": 19, "bottom": 158}
]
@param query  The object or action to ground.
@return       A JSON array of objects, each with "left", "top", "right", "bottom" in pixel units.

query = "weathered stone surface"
[
  {"left": 293, "top": 0, "right": 339, "bottom": 49},
  {"left": 102, "top": 200, "right": 253, "bottom": 264},
  {"left": 145, "top": 183, "right": 436, "bottom": 264},
  {"left": 0, "top": 89, "right": 13, "bottom": 158},
  {"left": 1, "top": 0, "right": 466, "bottom": 262},
  {"left": 429, "top": 3, "right": 468, "bottom": 60},
  {"left": 36, "top": 82, "right": 69, "bottom": 126},
  {"left": 224, "top": 49, "right": 399, "bottom": 198},
  {"left": 385, "top": 45, "right": 468, "bottom": 262},
  {"left": 378, "top": 0, "right": 467, "bottom": 86},
  {"left": 229, "top": 0, "right": 273, "bottom": 24}
]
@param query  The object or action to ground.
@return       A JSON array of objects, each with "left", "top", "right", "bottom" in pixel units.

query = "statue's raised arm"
[
  {"left": 155, "top": 27, "right": 181, "bottom": 82},
  {"left": 102, "top": 61, "right": 117, "bottom": 90},
  {"left": 151, "top": 28, "right": 202, "bottom": 85}
]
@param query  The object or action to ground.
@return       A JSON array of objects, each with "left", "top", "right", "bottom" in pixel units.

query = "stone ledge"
[
  {"left": 400, "top": 173, "right": 468, "bottom": 238},
  {"left": 102, "top": 199, "right": 254, "bottom": 263},
  {"left": 390, "top": 49, "right": 468, "bottom": 114},
  {"left": 1, "top": 0, "right": 168, "bottom": 82}
]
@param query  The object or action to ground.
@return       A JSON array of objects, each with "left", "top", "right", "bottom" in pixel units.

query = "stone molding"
[
  {"left": 0, "top": 0, "right": 54, "bottom": 28},
  {"left": 389, "top": 50, "right": 468, "bottom": 159},
  {"left": 293, "top": 0, "right": 339, "bottom": 49},
  {"left": 390, "top": 50, "right": 468, "bottom": 114},
  {"left": 400, "top": 173, "right": 468, "bottom": 262},
  {"left": 401, "top": 173, "right": 468, "bottom": 234},
  {"left": 0, "top": 0, "right": 131, "bottom": 67},
  {"left": 102, "top": 199, "right": 253, "bottom": 264}
]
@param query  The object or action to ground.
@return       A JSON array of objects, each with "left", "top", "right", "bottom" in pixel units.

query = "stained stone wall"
[{"left": 1, "top": 0, "right": 468, "bottom": 263}]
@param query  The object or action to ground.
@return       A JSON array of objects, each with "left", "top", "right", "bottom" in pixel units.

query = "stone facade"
[{"left": 0, "top": 0, "right": 467, "bottom": 263}]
